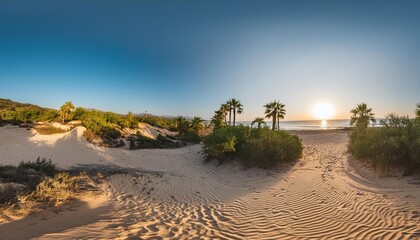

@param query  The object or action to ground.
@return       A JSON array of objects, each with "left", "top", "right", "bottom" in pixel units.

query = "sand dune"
[{"left": 0, "top": 127, "right": 419, "bottom": 239}]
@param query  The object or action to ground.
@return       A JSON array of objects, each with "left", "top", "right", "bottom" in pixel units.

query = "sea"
[{"left": 236, "top": 119, "right": 381, "bottom": 130}]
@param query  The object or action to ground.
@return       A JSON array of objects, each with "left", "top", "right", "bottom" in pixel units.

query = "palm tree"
[
  {"left": 226, "top": 99, "right": 233, "bottom": 125},
  {"left": 350, "top": 103, "right": 376, "bottom": 128},
  {"left": 220, "top": 103, "right": 230, "bottom": 125},
  {"left": 175, "top": 116, "right": 189, "bottom": 135},
  {"left": 416, "top": 103, "right": 420, "bottom": 119},
  {"left": 251, "top": 117, "right": 266, "bottom": 128},
  {"left": 264, "top": 100, "right": 286, "bottom": 130},
  {"left": 60, "top": 101, "right": 75, "bottom": 123},
  {"left": 229, "top": 98, "right": 243, "bottom": 126},
  {"left": 190, "top": 117, "right": 204, "bottom": 133},
  {"left": 211, "top": 110, "right": 224, "bottom": 129}
]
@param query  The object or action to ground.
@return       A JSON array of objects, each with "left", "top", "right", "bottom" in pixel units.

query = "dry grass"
[
  {"left": 0, "top": 172, "right": 101, "bottom": 223},
  {"left": 34, "top": 126, "right": 69, "bottom": 135}
]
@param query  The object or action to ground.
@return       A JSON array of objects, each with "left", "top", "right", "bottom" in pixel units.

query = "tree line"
[{"left": 211, "top": 98, "right": 287, "bottom": 130}]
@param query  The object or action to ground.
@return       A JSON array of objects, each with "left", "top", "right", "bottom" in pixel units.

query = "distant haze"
[{"left": 0, "top": 1, "right": 419, "bottom": 120}]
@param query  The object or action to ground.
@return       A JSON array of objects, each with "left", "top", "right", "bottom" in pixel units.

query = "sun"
[{"left": 313, "top": 102, "right": 335, "bottom": 120}]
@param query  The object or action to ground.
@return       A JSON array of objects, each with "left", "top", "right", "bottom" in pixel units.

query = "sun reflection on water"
[{"left": 321, "top": 120, "right": 327, "bottom": 129}]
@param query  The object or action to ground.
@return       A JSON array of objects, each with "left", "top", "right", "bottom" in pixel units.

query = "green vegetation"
[
  {"left": 79, "top": 110, "right": 122, "bottom": 141},
  {"left": 170, "top": 116, "right": 203, "bottom": 143},
  {"left": 204, "top": 126, "right": 303, "bottom": 168},
  {"left": 211, "top": 99, "right": 243, "bottom": 129},
  {"left": 129, "top": 133, "right": 179, "bottom": 149},
  {"left": 348, "top": 105, "right": 420, "bottom": 173},
  {"left": 264, "top": 100, "right": 286, "bottom": 130},
  {"left": 0, "top": 98, "right": 59, "bottom": 124},
  {"left": 137, "top": 115, "right": 176, "bottom": 130},
  {"left": 0, "top": 99, "right": 198, "bottom": 148},
  {"left": 350, "top": 103, "right": 376, "bottom": 127},
  {"left": 190, "top": 117, "right": 204, "bottom": 133},
  {"left": 0, "top": 158, "right": 100, "bottom": 220},
  {"left": 34, "top": 125, "right": 69, "bottom": 135},
  {"left": 126, "top": 112, "right": 139, "bottom": 128},
  {"left": 227, "top": 98, "right": 243, "bottom": 126},
  {"left": 251, "top": 117, "right": 266, "bottom": 128},
  {"left": 0, "top": 158, "right": 57, "bottom": 204},
  {"left": 0, "top": 158, "right": 56, "bottom": 189},
  {"left": 416, "top": 103, "right": 420, "bottom": 119},
  {"left": 59, "top": 101, "right": 75, "bottom": 123}
]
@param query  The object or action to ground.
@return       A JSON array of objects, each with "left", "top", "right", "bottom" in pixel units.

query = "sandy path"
[{"left": 0, "top": 127, "right": 419, "bottom": 239}]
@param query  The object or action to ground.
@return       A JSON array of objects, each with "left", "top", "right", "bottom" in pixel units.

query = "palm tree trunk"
[
  {"left": 272, "top": 115, "right": 276, "bottom": 131},
  {"left": 229, "top": 109, "right": 232, "bottom": 126},
  {"left": 233, "top": 109, "right": 236, "bottom": 126}
]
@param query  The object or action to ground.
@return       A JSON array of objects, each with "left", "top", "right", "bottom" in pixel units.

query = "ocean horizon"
[{"left": 236, "top": 119, "right": 383, "bottom": 130}]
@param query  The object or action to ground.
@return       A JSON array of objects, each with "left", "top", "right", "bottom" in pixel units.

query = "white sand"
[{"left": 0, "top": 126, "right": 419, "bottom": 239}]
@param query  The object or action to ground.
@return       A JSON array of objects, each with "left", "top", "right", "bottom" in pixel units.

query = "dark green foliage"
[
  {"left": 16, "top": 107, "right": 41, "bottom": 122},
  {"left": 241, "top": 128, "right": 303, "bottom": 168},
  {"left": 179, "top": 130, "right": 201, "bottom": 143},
  {"left": 126, "top": 112, "right": 138, "bottom": 129},
  {"left": 350, "top": 103, "right": 376, "bottom": 128},
  {"left": 203, "top": 126, "right": 303, "bottom": 168},
  {"left": 0, "top": 157, "right": 57, "bottom": 190},
  {"left": 79, "top": 110, "right": 121, "bottom": 140},
  {"left": 175, "top": 116, "right": 190, "bottom": 135},
  {"left": 0, "top": 99, "right": 57, "bottom": 123},
  {"left": 129, "top": 133, "right": 178, "bottom": 149},
  {"left": 72, "top": 107, "right": 87, "bottom": 120},
  {"left": 349, "top": 114, "right": 420, "bottom": 172},
  {"left": 37, "top": 110, "right": 60, "bottom": 122}
]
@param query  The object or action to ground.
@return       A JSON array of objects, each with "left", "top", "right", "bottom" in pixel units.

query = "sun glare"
[{"left": 313, "top": 102, "right": 334, "bottom": 120}]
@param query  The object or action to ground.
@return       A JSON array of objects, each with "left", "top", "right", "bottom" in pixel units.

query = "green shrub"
[
  {"left": 38, "top": 110, "right": 60, "bottom": 122},
  {"left": 203, "top": 126, "right": 303, "bottom": 168},
  {"left": 35, "top": 126, "right": 68, "bottom": 135},
  {"left": 0, "top": 158, "right": 56, "bottom": 190},
  {"left": 179, "top": 130, "right": 201, "bottom": 143},
  {"left": 242, "top": 129, "right": 303, "bottom": 168},
  {"left": 349, "top": 114, "right": 420, "bottom": 172},
  {"left": 129, "top": 133, "right": 179, "bottom": 149},
  {"left": 80, "top": 110, "right": 121, "bottom": 140}
]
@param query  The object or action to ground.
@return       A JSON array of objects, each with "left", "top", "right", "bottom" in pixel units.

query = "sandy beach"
[{"left": 0, "top": 126, "right": 419, "bottom": 239}]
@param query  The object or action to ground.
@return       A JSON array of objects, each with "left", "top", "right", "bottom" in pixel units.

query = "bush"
[
  {"left": 80, "top": 110, "right": 121, "bottom": 140},
  {"left": 129, "top": 133, "right": 179, "bottom": 149},
  {"left": 0, "top": 99, "right": 60, "bottom": 123},
  {"left": 203, "top": 126, "right": 303, "bottom": 168},
  {"left": 38, "top": 110, "right": 60, "bottom": 122},
  {"left": 179, "top": 130, "right": 201, "bottom": 143},
  {"left": 83, "top": 129, "right": 99, "bottom": 142},
  {"left": 0, "top": 157, "right": 57, "bottom": 199},
  {"left": 35, "top": 126, "right": 68, "bottom": 135},
  {"left": 349, "top": 114, "right": 420, "bottom": 173},
  {"left": 242, "top": 129, "right": 303, "bottom": 168},
  {"left": 18, "top": 172, "right": 76, "bottom": 206}
]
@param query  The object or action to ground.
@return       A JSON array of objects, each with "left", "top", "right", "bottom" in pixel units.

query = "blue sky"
[{"left": 0, "top": 0, "right": 419, "bottom": 120}]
